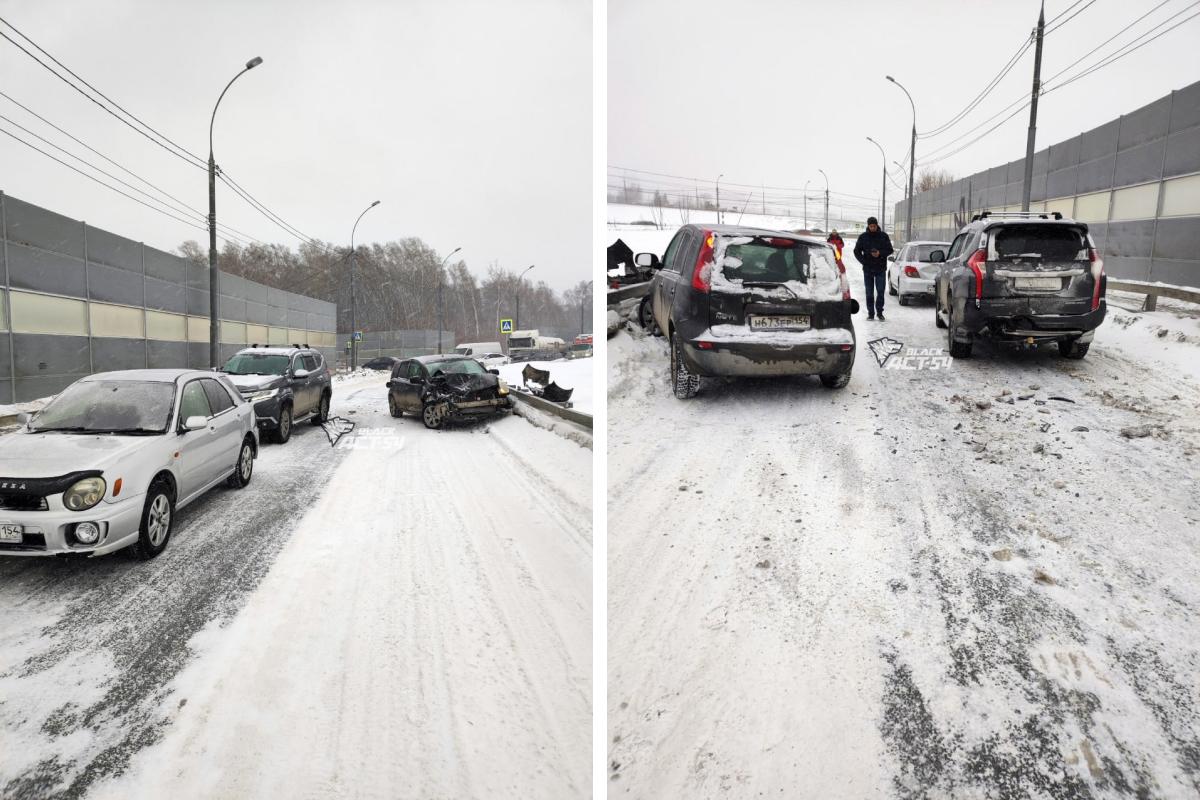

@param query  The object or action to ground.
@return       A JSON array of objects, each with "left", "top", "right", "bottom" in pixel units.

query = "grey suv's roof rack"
[{"left": 971, "top": 210, "right": 1063, "bottom": 221}]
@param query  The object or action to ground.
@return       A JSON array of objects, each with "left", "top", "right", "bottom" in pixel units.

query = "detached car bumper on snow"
[
  {"left": 681, "top": 326, "right": 856, "bottom": 377},
  {"left": 0, "top": 494, "right": 145, "bottom": 557}
]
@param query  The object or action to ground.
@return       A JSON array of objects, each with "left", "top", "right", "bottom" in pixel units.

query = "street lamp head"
[
  {"left": 370, "top": 200, "right": 380, "bottom": 207},
  {"left": 246, "top": 56, "right": 263, "bottom": 70},
  {"left": 886, "top": 75, "right": 896, "bottom": 83}
]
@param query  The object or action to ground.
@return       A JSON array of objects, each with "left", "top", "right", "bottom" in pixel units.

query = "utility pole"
[
  {"left": 818, "top": 169, "right": 829, "bottom": 232},
  {"left": 761, "top": 183, "right": 766, "bottom": 215},
  {"left": 515, "top": 264, "right": 535, "bottom": 330},
  {"left": 349, "top": 200, "right": 380, "bottom": 370},
  {"left": 867, "top": 137, "right": 887, "bottom": 230},
  {"left": 715, "top": 174, "right": 724, "bottom": 224},
  {"left": 1021, "top": 1, "right": 1045, "bottom": 212},
  {"left": 803, "top": 180, "right": 810, "bottom": 230},
  {"left": 436, "top": 246, "right": 461, "bottom": 354},
  {"left": 886, "top": 75, "right": 917, "bottom": 241},
  {"left": 581, "top": 280, "right": 592, "bottom": 335}
]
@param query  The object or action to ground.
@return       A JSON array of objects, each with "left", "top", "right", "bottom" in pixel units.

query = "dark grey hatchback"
[
  {"left": 934, "top": 212, "right": 1106, "bottom": 359},
  {"left": 636, "top": 225, "right": 860, "bottom": 398}
]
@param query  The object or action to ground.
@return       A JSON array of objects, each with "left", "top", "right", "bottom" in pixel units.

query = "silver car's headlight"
[
  {"left": 63, "top": 477, "right": 106, "bottom": 511},
  {"left": 243, "top": 388, "right": 279, "bottom": 401}
]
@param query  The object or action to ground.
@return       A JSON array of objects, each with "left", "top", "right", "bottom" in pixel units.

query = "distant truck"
[
  {"left": 568, "top": 334, "right": 594, "bottom": 359},
  {"left": 508, "top": 329, "right": 567, "bottom": 362}
]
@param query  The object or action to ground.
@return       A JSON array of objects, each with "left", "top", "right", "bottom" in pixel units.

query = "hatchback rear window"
[
  {"left": 713, "top": 236, "right": 841, "bottom": 296},
  {"left": 910, "top": 244, "right": 949, "bottom": 262},
  {"left": 992, "top": 226, "right": 1087, "bottom": 261}
]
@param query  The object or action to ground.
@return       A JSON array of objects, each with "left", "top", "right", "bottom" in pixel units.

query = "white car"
[
  {"left": 0, "top": 369, "right": 258, "bottom": 559},
  {"left": 888, "top": 240, "right": 951, "bottom": 306},
  {"left": 475, "top": 352, "right": 511, "bottom": 369}
]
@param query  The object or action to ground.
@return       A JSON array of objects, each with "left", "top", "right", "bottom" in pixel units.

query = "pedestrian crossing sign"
[{"left": 500, "top": 318, "right": 514, "bottom": 333}]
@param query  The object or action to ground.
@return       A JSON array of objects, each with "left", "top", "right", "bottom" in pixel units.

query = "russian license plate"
[
  {"left": 0, "top": 524, "right": 22, "bottom": 543},
  {"left": 1014, "top": 276, "right": 1061, "bottom": 290},
  {"left": 749, "top": 315, "right": 810, "bottom": 330}
]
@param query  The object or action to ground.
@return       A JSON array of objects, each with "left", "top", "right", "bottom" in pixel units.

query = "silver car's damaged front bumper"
[{"left": 0, "top": 494, "right": 145, "bottom": 556}]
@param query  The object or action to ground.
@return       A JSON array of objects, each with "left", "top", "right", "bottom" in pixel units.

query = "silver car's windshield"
[
  {"left": 223, "top": 353, "right": 291, "bottom": 376},
  {"left": 31, "top": 380, "right": 176, "bottom": 434}
]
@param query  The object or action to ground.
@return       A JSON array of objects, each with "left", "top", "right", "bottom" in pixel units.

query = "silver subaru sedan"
[{"left": 0, "top": 369, "right": 257, "bottom": 559}]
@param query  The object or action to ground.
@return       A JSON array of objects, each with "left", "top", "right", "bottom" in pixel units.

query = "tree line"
[{"left": 178, "top": 238, "right": 592, "bottom": 342}]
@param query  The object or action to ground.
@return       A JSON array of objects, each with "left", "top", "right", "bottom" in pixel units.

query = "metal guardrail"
[
  {"left": 509, "top": 389, "right": 593, "bottom": 430},
  {"left": 1107, "top": 279, "right": 1200, "bottom": 311},
  {"left": 606, "top": 281, "right": 652, "bottom": 304}
]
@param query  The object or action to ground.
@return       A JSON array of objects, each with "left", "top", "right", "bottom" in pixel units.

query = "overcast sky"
[
  {"left": 0, "top": 0, "right": 590, "bottom": 293},
  {"left": 609, "top": 0, "right": 1200, "bottom": 222}
]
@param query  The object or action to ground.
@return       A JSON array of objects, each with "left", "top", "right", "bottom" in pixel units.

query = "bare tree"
[{"left": 917, "top": 168, "right": 956, "bottom": 193}]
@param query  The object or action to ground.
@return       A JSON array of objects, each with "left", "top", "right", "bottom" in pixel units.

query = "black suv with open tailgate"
[
  {"left": 635, "top": 224, "right": 860, "bottom": 397},
  {"left": 934, "top": 211, "right": 1106, "bottom": 359}
]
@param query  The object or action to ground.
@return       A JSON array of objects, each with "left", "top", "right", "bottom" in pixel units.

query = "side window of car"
[
  {"left": 946, "top": 233, "right": 968, "bottom": 261},
  {"left": 302, "top": 354, "right": 319, "bottom": 371},
  {"left": 392, "top": 361, "right": 408, "bottom": 380},
  {"left": 661, "top": 230, "right": 686, "bottom": 272},
  {"left": 179, "top": 381, "right": 212, "bottom": 422},
  {"left": 676, "top": 230, "right": 701, "bottom": 275},
  {"left": 200, "top": 379, "right": 235, "bottom": 414},
  {"left": 406, "top": 361, "right": 424, "bottom": 381}
]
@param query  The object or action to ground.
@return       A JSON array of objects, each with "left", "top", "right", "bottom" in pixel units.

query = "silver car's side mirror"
[
  {"left": 182, "top": 415, "right": 208, "bottom": 432},
  {"left": 293, "top": 368, "right": 311, "bottom": 379}
]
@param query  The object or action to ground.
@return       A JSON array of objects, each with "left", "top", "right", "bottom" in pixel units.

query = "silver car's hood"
[{"left": 0, "top": 431, "right": 158, "bottom": 478}]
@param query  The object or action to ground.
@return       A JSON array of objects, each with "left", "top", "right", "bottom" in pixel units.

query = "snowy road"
[
  {"left": 607, "top": 247, "right": 1200, "bottom": 798},
  {"left": 1, "top": 374, "right": 591, "bottom": 799}
]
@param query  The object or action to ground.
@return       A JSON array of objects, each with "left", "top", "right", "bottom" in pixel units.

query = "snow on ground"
[
  {"left": 0, "top": 371, "right": 589, "bottom": 799},
  {"left": 607, "top": 242, "right": 1200, "bottom": 797},
  {"left": 499, "top": 357, "right": 594, "bottom": 414}
]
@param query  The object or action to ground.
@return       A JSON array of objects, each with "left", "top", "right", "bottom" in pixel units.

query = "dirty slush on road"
[{"left": 607, "top": 285, "right": 1200, "bottom": 797}]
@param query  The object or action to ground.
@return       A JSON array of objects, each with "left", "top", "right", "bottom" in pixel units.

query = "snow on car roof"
[{"left": 81, "top": 369, "right": 212, "bottom": 383}]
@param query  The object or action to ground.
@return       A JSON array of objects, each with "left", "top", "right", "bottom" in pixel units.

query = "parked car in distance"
[
  {"left": 362, "top": 356, "right": 401, "bottom": 371},
  {"left": 0, "top": 369, "right": 257, "bottom": 559},
  {"left": 934, "top": 211, "right": 1106, "bottom": 359},
  {"left": 888, "top": 240, "right": 951, "bottom": 305},
  {"left": 221, "top": 344, "right": 332, "bottom": 443},
  {"left": 568, "top": 334, "right": 594, "bottom": 359},
  {"left": 637, "top": 224, "right": 860, "bottom": 398},
  {"left": 475, "top": 352, "right": 511, "bottom": 369},
  {"left": 386, "top": 355, "right": 512, "bottom": 430},
  {"left": 455, "top": 341, "right": 504, "bottom": 358}
]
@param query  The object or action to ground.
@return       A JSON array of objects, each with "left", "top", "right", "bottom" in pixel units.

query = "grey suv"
[
  {"left": 636, "top": 224, "right": 860, "bottom": 398},
  {"left": 221, "top": 345, "right": 332, "bottom": 443},
  {"left": 934, "top": 212, "right": 1106, "bottom": 359}
]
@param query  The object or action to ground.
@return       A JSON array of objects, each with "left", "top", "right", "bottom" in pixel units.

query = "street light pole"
[
  {"left": 817, "top": 168, "right": 829, "bottom": 232},
  {"left": 436, "top": 246, "right": 461, "bottom": 354},
  {"left": 581, "top": 280, "right": 592, "bottom": 336},
  {"left": 349, "top": 200, "right": 380, "bottom": 370},
  {"left": 1021, "top": 1, "right": 1046, "bottom": 212},
  {"left": 515, "top": 264, "right": 535, "bottom": 330},
  {"left": 208, "top": 56, "right": 262, "bottom": 369},
  {"left": 715, "top": 173, "right": 724, "bottom": 225},
  {"left": 866, "top": 136, "right": 887, "bottom": 230},
  {"left": 886, "top": 75, "right": 916, "bottom": 242},
  {"left": 803, "top": 179, "right": 810, "bottom": 230}
]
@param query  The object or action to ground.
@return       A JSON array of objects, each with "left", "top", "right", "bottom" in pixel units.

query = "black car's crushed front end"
[{"left": 424, "top": 372, "right": 512, "bottom": 423}]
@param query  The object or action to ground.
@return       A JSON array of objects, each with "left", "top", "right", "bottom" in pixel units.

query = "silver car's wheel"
[
  {"left": 148, "top": 495, "right": 171, "bottom": 546},
  {"left": 228, "top": 439, "right": 254, "bottom": 488}
]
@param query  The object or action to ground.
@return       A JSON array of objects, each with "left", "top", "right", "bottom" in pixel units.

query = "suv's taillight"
[
  {"left": 966, "top": 248, "right": 986, "bottom": 306},
  {"left": 1089, "top": 247, "right": 1104, "bottom": 311},
  {"left": 692, "top": 231, "right": 715, "bottom": 293}
]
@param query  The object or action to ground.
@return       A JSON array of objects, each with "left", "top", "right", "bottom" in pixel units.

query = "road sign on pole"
[
  {"left": 500, "top": 318, "right": 514, "bottom": 334},
  {"left": 352, "top": 331, "right": 363, "bottom": 341}
]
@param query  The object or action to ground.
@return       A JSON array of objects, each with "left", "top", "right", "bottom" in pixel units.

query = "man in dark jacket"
[{"left": 853, "top": 216, "right": 894, "bottom": 321}]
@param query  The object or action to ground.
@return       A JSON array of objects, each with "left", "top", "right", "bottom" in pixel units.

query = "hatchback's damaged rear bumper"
[{"left": 682, "top": 327, "right": 856, "bottom": 377}]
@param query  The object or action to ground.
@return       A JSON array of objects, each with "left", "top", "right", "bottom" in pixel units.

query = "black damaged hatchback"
[{"left": 386, "top": 355, "right": 513, "bottom": 429}]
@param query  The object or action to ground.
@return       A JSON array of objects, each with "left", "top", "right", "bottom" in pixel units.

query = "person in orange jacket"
[{"left": 826, "top": 230, "right": 845, "bottom": 259}]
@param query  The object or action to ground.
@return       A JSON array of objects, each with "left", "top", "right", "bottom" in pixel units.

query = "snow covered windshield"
[
  {"left": 712, "top": 236, "right": 842, "bottom": 298},
  {"left": 31, "top": 380, "right": 176, "bottom": 434},
  {"left": 428, "top": 359, "right": 487, "bottom": 377},
  {"left": 223, "top": 353, "right": 291, "bottom": 376},
  {"left": 992, "top": 226, "right": 1087, "bottom": 261}
]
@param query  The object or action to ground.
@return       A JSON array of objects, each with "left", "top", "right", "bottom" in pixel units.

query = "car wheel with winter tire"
[
  {"left": 898, "top": 293, "right": 910, "bottom": 306},
  {"left": 1059, "top": 339, "right": 1090, "bottom": 359},
  {"left": 670, "top": 331, "right": 700, "bottom": 399},
  {"left": 889, "top": 275, "right": 897, "bottom": 296},
  {"left": 946, "top": 301, "right": 972, "bottom": 358},
  {"left": 422, "top": 402, "right": 444, "bottom": 430},
  {"left": 311, "top": 392, "right": 330, "bottom": 426},
  {"left": 820, "top": 373, "right": 851, "bottom": 389},
  {"left": 388, "top": 394, "right": 402, "bottom": 417},
  {"left": 271, "top": 405, "right": 293, "bottom": 443},
  {"left": 132, "top": 479, "right": 174, "bottom": 560},
  {"left": 226, "top": 437, "right": 255, "bottom": 488},
  {"left": 639, "top": 297, "right": 660, "bottom": 335},
  {"left": 935, "top": 293, "right": 948, "bottom": 328}
]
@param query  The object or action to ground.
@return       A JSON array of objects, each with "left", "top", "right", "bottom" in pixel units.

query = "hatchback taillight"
[
  {"left": 903, "top": 266, "right": 920, "bottom": 278},
  {"left": 966, "top": 248, "right": 986, "bottom": 304},
  {"left": 692, "top": 231, "right": 715, "bottom": 293},
  {"left": 1089, "top": 247, "right": 1104, "bottom": 311}
]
